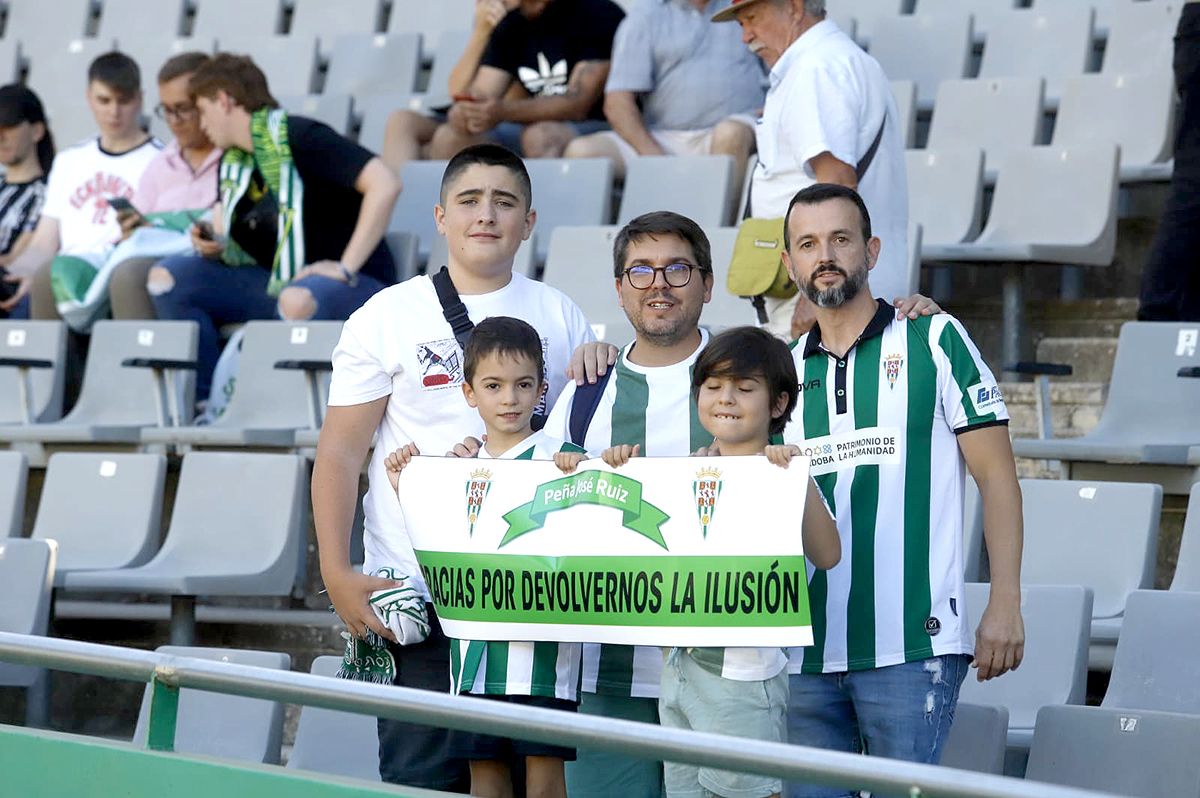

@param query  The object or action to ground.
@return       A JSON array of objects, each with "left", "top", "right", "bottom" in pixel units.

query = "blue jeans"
[
  {"left": 786, "top": 655, "right": 970, "bottom": 798},
  {"left": 150, "top": 255, "right": 385, "bottom": 399}
]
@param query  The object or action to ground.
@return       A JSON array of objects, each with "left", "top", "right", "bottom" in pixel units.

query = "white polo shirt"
[{"left": 751, "top": 20, "right": 909, "bottom": 303}]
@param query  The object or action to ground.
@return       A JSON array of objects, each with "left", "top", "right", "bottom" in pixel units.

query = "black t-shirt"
[
  {"left": 482, "top": 0, "right": 625, "bottom": 121},
  {"left": 229, "top": 115, "right": 394, "bottom": 284}
]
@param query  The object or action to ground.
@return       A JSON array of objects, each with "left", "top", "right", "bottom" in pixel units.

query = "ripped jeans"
[{"left": 785, "top": 654, "right": 970, "bottom": 798}]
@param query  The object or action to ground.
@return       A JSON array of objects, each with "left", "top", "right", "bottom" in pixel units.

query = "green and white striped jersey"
[
  {"left": 543, "top": 330, "right": 711, "bottom": 698},
  {"left": 784, "top": 302, "right": 1008, "bottom": 674},
  {"left": 686, "top": 646, "right": 789, "bottom": 681},
  {"left": 449, "top": 430, "right": 585, "bottom": 699}
]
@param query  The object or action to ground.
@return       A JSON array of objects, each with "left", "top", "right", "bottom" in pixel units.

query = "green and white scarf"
[{"left": 218, "top": 107, "right": 305, "bottom": 295}]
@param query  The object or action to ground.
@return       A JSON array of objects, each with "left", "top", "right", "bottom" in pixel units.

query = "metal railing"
[{"left": 0, "top": 632, "right": 1118, "bottom": 798}]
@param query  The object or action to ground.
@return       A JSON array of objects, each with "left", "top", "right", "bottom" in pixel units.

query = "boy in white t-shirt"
[
  {"left": 385, "top": 316, "right": 584, "bottom": 798},
  {"left": 605, "top": 326, "right": 841, "bottom": 798},
  {"left": 314, "top": 144, "right": 594, "bottom": 791}
]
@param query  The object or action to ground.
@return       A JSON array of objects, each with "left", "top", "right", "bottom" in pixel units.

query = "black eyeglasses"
[
  {"left": 154, "top": 103, "right": 198, "bottom": 121},
  {"left": 622, "top": 262, "right": 706, "bottom": 290}
]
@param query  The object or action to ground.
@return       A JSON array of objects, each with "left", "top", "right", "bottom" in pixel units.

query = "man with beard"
[{"left": 778, "top": 183, "right": 1024, "bottom": 798}]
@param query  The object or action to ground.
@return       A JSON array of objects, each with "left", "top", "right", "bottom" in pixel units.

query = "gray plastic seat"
[
  {"left": 277, "top": 93, "right": 354, "bottom": 135},
  {"left": 323, "top": 32, "right": 421, "bottom": 98},
  {"left": 0, "top": 321, "right": 198, "bottom": 445},
  {"left": 1030, "top": 0, "right": 1124, "bottom": 38},
  {"left": 1053, "top": 71, "right": 1177, "bottom": 182},
  {"left": 215, "top": 34, "right": 318, "bottom": 96},
  {"left": 1014, "top": 323, "right": 1200, "bottom": 465},
  {"left": 1102, "top": 590, "right": 1200, "bottom": 713},
  {"left": 543, "top": 226, "right": 632, "bottom": 346},
  {"left": 976, "top": 7, "right": 1095, "bottom": 104},
  {"left": 387, "top": 0, "right": 473, "bottom": 38},
  {"left": 391, "top": 159, "right": 450, "bottom": 264},
  {"left": 413, "top": 29, "right": 473, "bottom": 110},
  {"left": 27, "top": 38, "right": 119, "bottom": 147},
  {"left": 4, "top": 0, "right": 93, "bottom": 58},
  {"left": 962, "top": 475, "right": 983, "bottom": 581},
  {"left": 959, "top": 583, "right": 1092, "bottom": 750},
  {"left": 0, "top": 538, "right": 56, "bottom": 689},
  {"left": 1026, "top": 705, "right": 1200, "bottom": 797},
  {"left": 60, "top": 452, "right": 307, "bottom": 644},
  {"left": 133, "top": 646, "right": 290, "bottom": 764},
  {"left": 387, "top": 231, "right": 420, "bottom": 283},
  {"left": 906, "top": 147, "right": 985, "bottom": 251},
  {"left": 617, "top": 155, "right": 735, "bottom": 228},
  {"left": 354, "top": 91, "right": 416, "bottom": 154},
  {"left": 31, "top": 453, "right": 165, "bottom": 585},
  {"left": 0, "top": 40, "right": 19, "bottom": 85},
  {"left": 1171, "top": 483, "right": 1200, "bottom": 591},
  {"left": 871, "top": 12, "right": 972, "bottom": 108},
  {"left": 525, "top": 158, "right": 614, "bottom": 264},
  {"left": 841, "top": 0, "right": 907, "bottom": 46},
  {"left": 142, "top": 321, "right": 343, "bottom": 448},
  {"left": 191, "top": 0, "right": 284, "bottom": 38},
  {"left": 1102, "top": 0, "right": 1181, "bottom": 76},
  {"left": 288, "top": 0, "right": 383, "bottom": 38},
  {"left": 96, "top": 0, "right": 187, "bottom": 41},
  {"left": 926, "top": 78, "right": 1045, "bottom": 178},
  {"left": 891, "top": 80, "right": 916, "bottom": 148},
  {"left": 703, "top": 227, "right": 755, "bottom": 332},
  {"left": 0, "top": 451, "right": 26, "bottom": 538},
  {"left": 428, "top": 234, "right": 536, "bottom": 278},
  {"left": 914, "top": 0, "right": 1022, "bottom": 43},
  {"left": 939, "top": 703, "right": 1008, "bottom": 775},
  {"left": 1018, "top": 479, "right": 1160, "bottom": 650},
  {"left": 0, "top": 320, "right": 66, "bottom": 424},
  {"left": 286, "top": 655, "right": 381, "bottom": 779},
  {"left": 924, "top": 144, "right": 1119, "bottom": 267}
]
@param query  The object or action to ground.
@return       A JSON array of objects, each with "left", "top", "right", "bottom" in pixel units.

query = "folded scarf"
[{"left": 335, "top": 568, "right": 430, "bottom": 684}]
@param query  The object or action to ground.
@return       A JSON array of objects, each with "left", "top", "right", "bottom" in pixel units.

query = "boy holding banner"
[{"left": 603, "top": 325, "right": 840, "bottom": 798}]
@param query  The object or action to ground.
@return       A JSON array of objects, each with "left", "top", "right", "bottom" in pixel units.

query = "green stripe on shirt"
[
  {"left": 847, "top": 332, "right": 882, "bottom": 668},
  {"left": 903, "top": 318, "right": 936, "bottom": 661}
]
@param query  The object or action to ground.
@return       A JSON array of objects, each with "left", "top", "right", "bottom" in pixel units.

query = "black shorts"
[
  {"left": 453, "top": 694, "right": 579, "bottom": 762},
  {"left": 376, "top": 604, "right": 471, "bottom": 791}
]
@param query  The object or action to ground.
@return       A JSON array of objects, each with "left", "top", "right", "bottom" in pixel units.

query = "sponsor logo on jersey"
[
  {"left": 417, "top": 338, "right": 463, "bottom": 389},
  {"left": 924, "top": 616, "right": 941, "bottom": 636},
  {"left": 693, "top": 467, "right": 722, "bottom": 538},
  {"left": 465, "top": 468, "right": 492, "bottom": 537},
  {"left": 971, "top": 383, "right": 1004, "bottom": 414}
]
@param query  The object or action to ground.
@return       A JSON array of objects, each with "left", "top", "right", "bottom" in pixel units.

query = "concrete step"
[
  {"left": 1002, "top": 381, "right": 1107, "bottom": 440},
  {"left": 1034, "top": 337, "right": 1119, "bottom": 383}
]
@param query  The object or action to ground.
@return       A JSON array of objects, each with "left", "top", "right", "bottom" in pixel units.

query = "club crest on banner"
[
  {"left": 693, "top": 467, "right": 722, "bottom": 537},
  {"left": 465, "top": 468, "right": 492, "bottom": 536},
  {"left": 883, "top": 353, "right": 904, "bottom": 390}
]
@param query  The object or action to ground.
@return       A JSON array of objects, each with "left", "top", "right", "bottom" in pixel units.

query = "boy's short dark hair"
[
  {"left": 463, "top": 316, "right": 545, "bottom": 385},
  {"left": 612, "top": 211, "right": 712, "bottom": 279},
  {"left": 157, "top": 51, "right": 211, "bottom": 85},
  {"left": 440, "top": 143, "right": 532, "bottom": 209},
  {"left": 783, "top": 183, "right": 873, "bottom": 250},
  {"left": 87, "top": 52, "right": 141, "bottom": 101},
  {"left": 692, "top": 326, "right": 799, "bottom": 436},
  {"left": 189, "top": 53, "right": 278, "bottom": 111}
]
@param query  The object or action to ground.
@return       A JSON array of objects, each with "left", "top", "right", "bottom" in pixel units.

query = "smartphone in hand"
[
  {"left": 194, "top": 220, "right": 215, "bottom": 241},
  {"left": 107, "top": 196, "right": 137, "bottom": 214}
]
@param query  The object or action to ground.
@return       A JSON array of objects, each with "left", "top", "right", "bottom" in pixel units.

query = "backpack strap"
[
  {"left": 855, "top": 116, "right": 887, "bottom": 182},
  {"left": 568, "top": 367, "right": 614, "bottom": 447},
  {"left": 431, "top": 266, "right": 474, "bottom": 350}
]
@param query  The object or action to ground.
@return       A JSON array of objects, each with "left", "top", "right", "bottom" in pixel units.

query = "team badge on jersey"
[
  {"left": 883, "top": 353, "right": 904, "bottom": 390},
  {"left": 417, "top": 338, "right": 463, "bottom": 390},
  {"left": 465, "top": 468, "right": 493, "bottom": 536},
  {"left": 693, "top": 467, "right": 722, "bottom": 538}
]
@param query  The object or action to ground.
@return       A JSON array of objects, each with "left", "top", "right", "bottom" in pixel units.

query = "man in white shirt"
[
  {"left": 313, "top": 144, "right": 595, "bottom": 791},
  {"left": 713, "top": 0, "right": 908, "bottom": 340}
]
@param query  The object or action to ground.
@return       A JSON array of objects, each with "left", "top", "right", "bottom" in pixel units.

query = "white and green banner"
[{"left": 395, "top": 456, "right": 813, "bottom": 648}]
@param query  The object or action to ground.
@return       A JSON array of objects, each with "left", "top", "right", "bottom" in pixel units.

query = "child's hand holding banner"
[{"left": 395, "top": 456, "right": 813, "bottom": 648}]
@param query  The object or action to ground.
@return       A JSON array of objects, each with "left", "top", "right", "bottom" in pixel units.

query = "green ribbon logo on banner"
[{"left": 500, "top": 471, "right": 670, "bottom": 549}]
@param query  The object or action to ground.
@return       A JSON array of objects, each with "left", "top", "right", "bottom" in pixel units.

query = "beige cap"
[{"left": 711, "top": 0, "right": 772, "bottom": 23}]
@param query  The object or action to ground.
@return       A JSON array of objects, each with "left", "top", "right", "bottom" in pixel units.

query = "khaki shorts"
[{"left": 596, "top": 115, "right": 756, "bottom": 168}]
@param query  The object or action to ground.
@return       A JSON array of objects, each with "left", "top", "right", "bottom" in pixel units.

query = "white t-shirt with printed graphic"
[
  {"left": 328, "top": 272, "right": 595, "bottom": 599},
  {"left": 41, "top": 137, "right": 162, "bottom": 256}
]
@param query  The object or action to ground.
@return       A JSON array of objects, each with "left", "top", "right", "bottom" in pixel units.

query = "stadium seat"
[
  {"left": 288, "top": 0, "right": 384, "bottom": 38},
  {"left": 841, "top": 0, "right": 907, "bottom": 46},
  {"left": 976, "top": 7, "right": 1095, "bottom": 105},
  {"left": 1053, "top": 71, "right": 1176, "bottom": 182},
  {"left": 0, "top": 40, "right": 21, "bottom": 85},
  {"left": 416, "top": 29, "right": 473, "bottom": 110},
  {"left": 387, "top": 231, "right": 420, "bottom": 283},
  {"left": 922, "top": 143, "right": 1119, "bottom": 267},
  {"left": 141, "top": 321, "right": 343, "bottom": 448},
  {"left": 825, "top": 7, "right": 857, "bottom": 41},
  {"left": 60, "top": 452, "right": 307, "bottom": 646},
  {"left": 132, "top": 646, "right": 290, "bottom": 764},
  {"left": 1102, "top": 590, "right": 1200, "bottom": 713},
  {"left": 428, "top": 234, "right": 537, "bottom": 278},
  {"left": 354, "top": 91, "right": 416, "bottom": 154},
  {"left": 0, "top": 320, "right": 67, "bottom": 424},
  {"left": 0, "top": 320, "right": 198, "bottom": 447},
  {"left": 30, "top": 453, "right": 165, "bottom": 584},
  {"left": 525, "top": 157, "right": 614, "bottom": 264},
  {"left": 0, "top": 539, "right": 56, "bottom": 699},
  {"left": 704, "top": 226, "right": 756, "bottom": 332},
  {"left": 1012, "top": 322, "right": 1200, "bottom": 466},
  {"left": 1030, "top": 0, "right": 1126, "bottom": 39},
  {"left": 387, "top": 0, "right": 473, "bottom": 39},
  {"left": 913, "top": 0, "right": 1022, "bottom": 42},
  {"left": 925, "top": 78, "right": 1045, "bottom": 178},
  {"left": 1170, "top": 483, "right": 1200, "bottom": 591},
  {"left": 278, "top": 93, "right": 354, "bottom": 135},
  {"left": 617, "top": 155, "right": 735, "bottom": 228},
  {"left": 214, "top": 34, "right": 318, "bottom": 96},
  {"left": 191, "top": 0, "right": 284, "bottom": 38},
  {"left": 1102, "top": 0, "right": 1181, "bottom": 75},
  {"left": 870, "top": 12, "right": 973, "bottom": 109},
  {"left": 960, "top": 583, "right": 1092, "bottom": 752},
  {"left": 26, "top": 38, "right": 119, "bottom": 147},
  {"left": 891, "top": 79, "right": 916, "bottom": 148},
  {"left": 3, "top": 0, "right": 93, "bottom": 57},
  {"left": 322, "top": 32, "right": 422, "bottom": 99},
  {"left": 1025, "top": 705, "right": 1200, "bottom": 797},
  {"left": 939, "top": 703, "right": 1008, "bottom": 775},
  {"left": 286, "top": 655, "right": 381, "bottom": 780},
  {"left": 543, "top": 226, "right": 631, "bottom": 345},
  {"left": 1017, "top": 479, "right": 1160, "bottom": 661},
  {"left": 390, "top": 159, "right": 450, "bottom": 264},
  {"left": 963, "top": 475, "right": 983, "bottom": 582},
  {"left": 96, "top": 0, "right": 187, "bottom": 42},
  {"left": 906, "top": 147, "right": 985, "bottom": 251}
]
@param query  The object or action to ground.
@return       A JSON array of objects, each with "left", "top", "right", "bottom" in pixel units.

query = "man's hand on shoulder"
[
  {"left": 567, "top": 341, "right": 619, "bottom": 386},
  {"left": 893, "top": 293, "right": 942, "bottom": 320}
]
